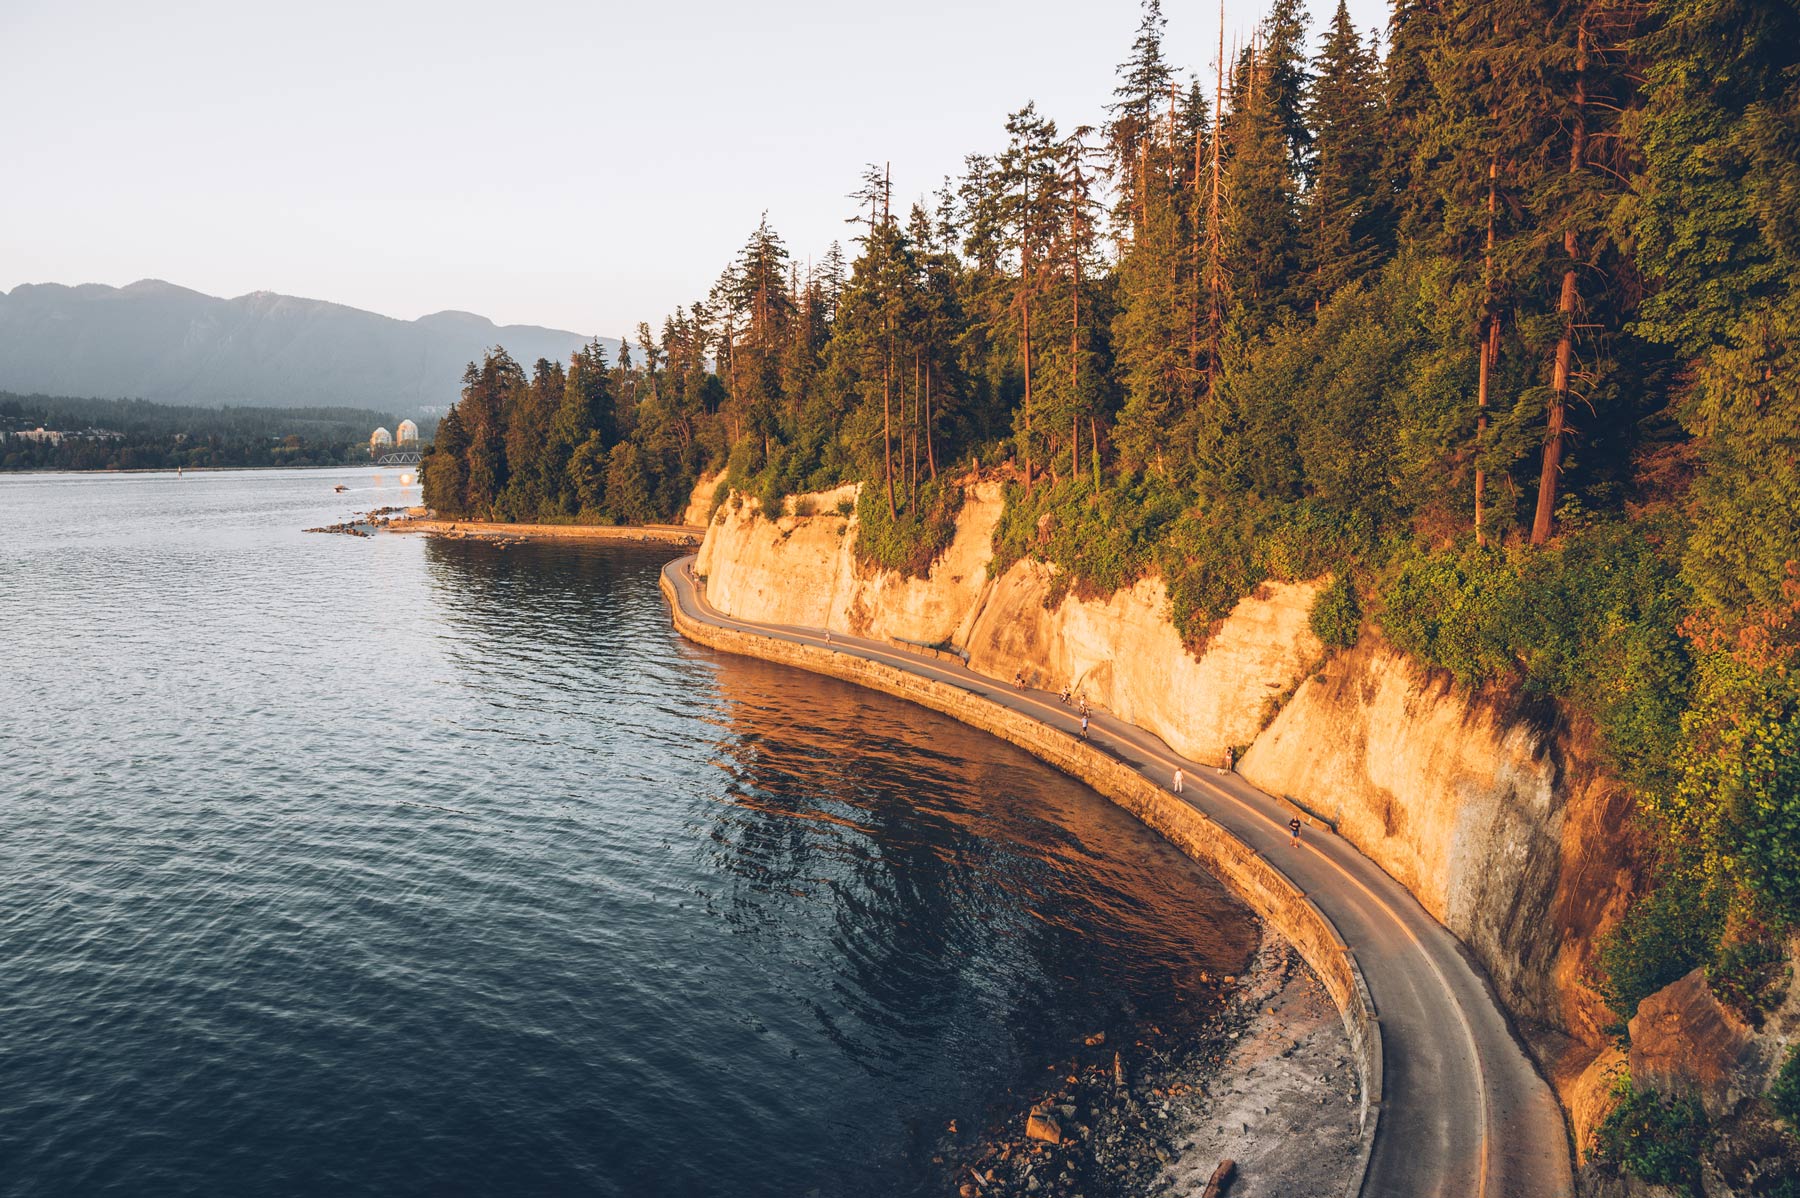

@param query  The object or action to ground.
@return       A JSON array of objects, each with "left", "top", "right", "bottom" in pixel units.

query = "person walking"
[
  {"left": 1080, "top": 713, "right": 1090, "bottom": 740},
  {"left": 1173, "top": 768, "right": 1184, "bottom": 794},
  {"left": 1289, "top": 816, "right": 1303, "bottom": 847},
  {"left": 1224, "top": 745, "right": 1235, "bottom": 773},
  {"left": 1014, "top": 670, "right": 1025, "bottom": 691},
  {"left": 824, "top": 629, "right": 832, "bottom": 646}
]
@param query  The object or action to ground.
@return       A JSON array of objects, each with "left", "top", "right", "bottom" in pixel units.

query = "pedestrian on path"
[
  {"left": 824, "top": 629, "right": 831, "bottom": 646},
  {"left": 1289, "top": 816, "right": 1303, "bottom": 847},
  {"left": 1222, "top": 745, "right": 1235, "bottom": 773},
  {"left": 1014, "top": 670, "right": 1025, "bottom": 690},
  {"left": 1173, "top": 768, "right": 1184, "bottom": 794},
  {"left": 1080, "top": 713, "right": 1090, "bottom": 739}
]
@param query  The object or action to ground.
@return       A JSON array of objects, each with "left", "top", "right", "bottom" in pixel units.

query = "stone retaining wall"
[{"left": 662, "top": 570, "right": 1382, "bottom": 1198}]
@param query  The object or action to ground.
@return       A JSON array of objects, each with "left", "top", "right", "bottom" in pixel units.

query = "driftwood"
[{"left": 1201, "top": 1157, "right": 1237, "bottom": 1198}]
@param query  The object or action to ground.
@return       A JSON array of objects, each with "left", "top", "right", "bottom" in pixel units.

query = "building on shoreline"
[
  {"left": 370, "top": 427, "right": 393, "bottom": 456},
  {"left": 396, "top": 419, "right": 418, "bottom": 445}
]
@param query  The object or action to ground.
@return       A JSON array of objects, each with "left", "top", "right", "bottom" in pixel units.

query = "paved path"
[{"left": 662, "top": 556, "right": 1574, "bottom": 1198}]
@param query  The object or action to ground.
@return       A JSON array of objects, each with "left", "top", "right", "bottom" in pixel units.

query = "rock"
[
  {"left": 1026, "top": 1110, "right": 1063, "bottom": 1145},
  {"left": 1629, "top": 967, "right": 1764, "bottom": 1117},
  {"left": 1201, "top": 1158, "right": 1237, "bottom": 1198},
  {"left": 1085, "top": 1031, "right": 1106, "bottom": 1047}
]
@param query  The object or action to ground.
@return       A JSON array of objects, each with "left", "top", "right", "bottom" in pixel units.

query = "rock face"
[
  {"left": 680, "top": 472, "right": 724, "bottom": 528},
  {"left": 1239, "top": 640, "right": 1637, "bottom": 1061},
  {"left": 696, "top": 481, "right": 1005, "bottom": 646},
  {"left": 693, "top": 477, "right": 1643, "bottom": 1133},
  {"left": 963, "top": 560, "right": 1322, "bottom": 765}
]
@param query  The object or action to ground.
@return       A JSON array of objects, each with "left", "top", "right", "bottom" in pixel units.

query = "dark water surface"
[{"left": 0, "top": 468, "right": 1256, "bottom": 1197}]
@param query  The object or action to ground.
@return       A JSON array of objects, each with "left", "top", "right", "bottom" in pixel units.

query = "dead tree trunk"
[{"left": 1532, "top": 24, "right": 1587, "bottom": 546}]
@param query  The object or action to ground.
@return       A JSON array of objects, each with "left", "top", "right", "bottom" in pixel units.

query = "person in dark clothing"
[{"left": 1289, "top": 816, "right": 1303, "bottom": 847}]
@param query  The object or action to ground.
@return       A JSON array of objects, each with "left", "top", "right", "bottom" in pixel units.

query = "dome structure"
[{"left": 396, "top": 419, "right": 419, "bottom": 444}]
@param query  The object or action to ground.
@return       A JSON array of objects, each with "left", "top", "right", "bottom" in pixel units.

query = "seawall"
[{"left": 660, "top": 566, "right": 1382, "bottom": 1198}]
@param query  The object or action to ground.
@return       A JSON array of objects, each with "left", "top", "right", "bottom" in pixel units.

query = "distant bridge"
[{"left": 374, "top": 451, "right": 421, "bottom": 466}]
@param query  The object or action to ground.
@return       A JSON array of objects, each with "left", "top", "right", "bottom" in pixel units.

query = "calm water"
[{"left": 0, "top": 467, "right": 1256, "bottom": 1197}]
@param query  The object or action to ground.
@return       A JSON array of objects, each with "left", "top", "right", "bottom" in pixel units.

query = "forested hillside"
[
  {"left": 0, "top": 393, "right": 404, "bottom": 470},
  {"left": 425, "top": 6, "right": 1799, "bottom": 1177}
]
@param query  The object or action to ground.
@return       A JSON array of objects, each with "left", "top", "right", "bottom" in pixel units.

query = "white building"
[
  {"left": 370, "top": 427, "right": 394, "bottom": 454},
  {"left": 396, "top": 419, "right": 419, "bottom": 445}
]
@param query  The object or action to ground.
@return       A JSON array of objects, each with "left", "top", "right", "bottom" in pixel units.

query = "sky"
[{"left": 1, "top": 0, "right": 1388, "bottom": 336}]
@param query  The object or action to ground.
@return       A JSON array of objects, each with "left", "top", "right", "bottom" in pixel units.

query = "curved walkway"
[{"left": 661, "top": 556, "right": 1573, "bottom": 1198}]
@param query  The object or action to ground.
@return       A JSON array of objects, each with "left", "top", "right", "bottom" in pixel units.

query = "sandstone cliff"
[{"left": 691, "top": 476, "right": 1642, "bottom": 1150}]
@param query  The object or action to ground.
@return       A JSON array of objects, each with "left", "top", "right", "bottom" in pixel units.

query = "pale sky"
[{"left": 1, "top": 0, "right": 1387, "bottom": 336}]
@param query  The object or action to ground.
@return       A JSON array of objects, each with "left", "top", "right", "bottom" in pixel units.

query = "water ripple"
[{"left": 0, "top": 468, "right": 1257, "bottom": 1197}]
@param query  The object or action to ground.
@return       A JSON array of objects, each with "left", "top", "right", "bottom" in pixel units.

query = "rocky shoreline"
[
  {"left": 941, "top": 931, "right": 1359, "bottom": 1198},
  {"left": 387, "top": 514, "right": 701, "bottom": 546}
]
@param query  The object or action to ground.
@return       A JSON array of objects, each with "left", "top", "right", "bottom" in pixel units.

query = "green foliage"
[
  {"left": 1654, "top": 662, "right": 1800, "bottom": 925},
  {"left": 991, "top": 474, "right": 1372, "bottom": 651},
  {"left": 602, "top": 442, "right": 655, "bottom": 525},
  {"left": 1380, "top": 524, "right": 1692, "bottom": 788},
  {"left": 1708, "top": 937, "right": 1786, "bottom": 1022},
  {"left": 853, "top": 477, "right": 963, "bottom": 579},
  {"left": 1310, "top": 573, "right": 1361, "bottom": 649},
  {"left": 1597, "top": 873, "right": 1725, "bottom": 1022},
  {"left": 1592, "top": 1075, "right": 1709, "bottom": 1194},
  {"left": 1770, "top": 1047, "right": 1800, "bottom": 1131}
]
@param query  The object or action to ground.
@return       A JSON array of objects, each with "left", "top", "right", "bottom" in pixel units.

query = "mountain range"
[{"left": 0, "top": 280, "right": 616, "bottom": 414}]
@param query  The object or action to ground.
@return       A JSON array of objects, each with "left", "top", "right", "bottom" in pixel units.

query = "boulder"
[
  {"left": 1629, "top": 968, "right": 1761, "bottom": 1117},
  {"left": 1026, "top": 1109, "right": 1063, "bottom": 1145}
]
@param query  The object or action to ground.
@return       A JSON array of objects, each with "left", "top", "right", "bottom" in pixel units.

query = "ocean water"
[{"left": 0, "top": 467, "right": 1256, "bottom": 1197}]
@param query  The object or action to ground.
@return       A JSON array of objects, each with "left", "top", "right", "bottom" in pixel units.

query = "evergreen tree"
[
  {"left": 421, "top": 402, "right": 468, "bottom": 514},
  {"left": 1302, "top": 1, "right": 1385, "bottom": 307},
  {"left": 1258, "top": 0, "right": 1314, "bottom": 183},
  {"left": 1107, "top": 0, "right": 1176, "bottom": 237},
  {"left": 461, "top": 349, "right": 522, "bottom": 517},
  {"left": 1222, "top": 39, "right": 1303, "bottom": 332}
]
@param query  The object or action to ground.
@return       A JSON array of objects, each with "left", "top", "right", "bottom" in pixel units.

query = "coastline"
[
  {"left": 944, "top": 928, "right": 1361, "bottom": 1197},
  {"left": 386, "top": 516, "right": 703, "bottom": 546},
  {"left": 659, "top": 558, "right": 1382, "bottom": 1198}
]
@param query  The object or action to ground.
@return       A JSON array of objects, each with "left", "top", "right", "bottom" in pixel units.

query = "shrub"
[
  {"left": 853, "top": 478, "right": 964, "bottom": 578},
  {"left": 1770, "top": 1047, "right": 1800, "bottom": 1130},
  {"left": 1597, "top": 874, "right": 1725, "bottom": 1022},
  {"left": 1708, "top": 936, "right": 1787, "bottom": 1023},
  {"left": 1311, "top": 574, "right": 1362, "bottom": 649},
  {"left": 1591, "top": 1075, "right": 1708, "bottom": 1194}
]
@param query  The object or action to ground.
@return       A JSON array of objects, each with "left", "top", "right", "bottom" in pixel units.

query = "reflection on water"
[{"left": 0, "top": 469, "right": 1255, "bottom": 1198}]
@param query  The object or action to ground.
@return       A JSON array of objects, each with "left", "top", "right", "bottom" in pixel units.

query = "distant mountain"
[{"left": 0, "top": 280, "right": 618, "bottom": 414}]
